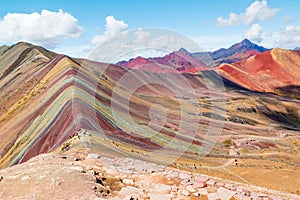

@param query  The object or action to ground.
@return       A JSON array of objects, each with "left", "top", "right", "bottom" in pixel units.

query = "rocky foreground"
[{"left": 0, "top": 145, "right": 298, "bottom": 200}]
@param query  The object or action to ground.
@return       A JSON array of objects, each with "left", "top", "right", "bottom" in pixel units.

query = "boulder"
[
  {"left": 193, "top": 180, "right": 207, "bottom": 188},
  {"left": 171, "top": 186, "right": 179, "bottom": 192},
  {"left": 149, "top": 193, "right": 172, "bottom": 200},
  {"left": 208, "top": 193, "right": 219, "bottom": 200},
  {"left": 206, "top": 179, "right": 216, "bottom": 185},
  {"left": 195, "top": 175, "right": 209, "bottom": 182},
  {"left": 182, "top": 189, "right": 190, "bottom": 196},
  {"left": 198, "top": 188, "right": 209, "bottom": 195},
  {"left": 119, "top": 186, "right": 146, "bottom": 199},
  {"left": 154, "top": 184, "right": 172, "bottom": 194},
  {"left": 186, "top": 185, "right": 196, "bottom": 193},
  {"left": 86, "top": 153, "right": 101, "bottom": 159},
  {"left": 179, "top": 172, "right": 191, "bottom": 179},
  {"left": 217, "top": 187, "right": 236, "bottom": 200},
  {"left": 122, "top": 179, "right": 134, "bottom": 185}
]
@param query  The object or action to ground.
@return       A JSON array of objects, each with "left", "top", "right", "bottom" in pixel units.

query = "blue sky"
[{"left": 1, "top": 0, "right": 300, "bottom": 59}]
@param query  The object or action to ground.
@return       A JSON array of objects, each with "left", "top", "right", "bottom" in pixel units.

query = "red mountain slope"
[
  {"left": 215, "top": 48, "right": 300, "bottom": 93},
  {"left": 118, "top": 48, "right": 209, "bottom": 73}
]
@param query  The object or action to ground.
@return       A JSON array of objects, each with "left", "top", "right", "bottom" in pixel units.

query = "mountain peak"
[
  {"left": 177, "top": 47, "right": 189, "bottom": 54},
  {"left": 15, "top": 41, "right": 34, "bottom": 47},
  {"left": 241, "top": 38, "right": 252, "bottom": 46},
  {"left": 231, "top": 39, "right": 268, "bottom": 53},
  {"left": 191, "top": 39, "right": 270, "bottom": 66}
]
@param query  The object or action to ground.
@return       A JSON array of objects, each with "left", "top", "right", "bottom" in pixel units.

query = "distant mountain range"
[
  {"left": 118, "top": 39, "right": 269, "bottom": 70},
  {"left": 117, "top": 47, "right": 209, "bottom": 73},
  {"left": 192, "top": 39, "right": 269, "bottom": 66},
  {"left": 117, "top": 39, "right": 300, "bottom": 94}
]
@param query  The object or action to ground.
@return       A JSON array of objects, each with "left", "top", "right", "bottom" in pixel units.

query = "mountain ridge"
[
  {"left": 0, "top": 42, "right": 300, "bottom": 196},
  {"left": 118, "top": 39, "right": 270, "bottom": 70}
]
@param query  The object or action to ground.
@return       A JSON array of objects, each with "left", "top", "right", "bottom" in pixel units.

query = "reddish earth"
[
  {"left": 118, "top": 48, "right": 209, "bottom": 73},
  {"left": 0, "top": 42, "right": 300, "bottom": 199},
  {"left": 216, "top": 48, "right": 300, "bottom": 93},
  {"left": 0, "top": 132, "right": 298, "bottom": 200}
]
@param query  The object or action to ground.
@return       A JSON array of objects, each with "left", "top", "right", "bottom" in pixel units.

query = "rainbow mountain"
[{"left": 0, "top": 41, "right": 300, "bottom": 194}]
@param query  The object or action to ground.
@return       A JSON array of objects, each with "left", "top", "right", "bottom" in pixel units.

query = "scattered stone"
[
  {"left": 193, "top": 192, "right": 200, "bottom": 197},
  {"left": 95, "top": 174, "right": 104, "bottom": 185},
  {"left": 179, "top": 172, "right": 191, "bottom": 179},
  {"left": 216, "top": 182, "right": 225, "bottom": 187},
  {"left": 92, "top": 186, "right": 97, "bottom": 190},
  {"left": 149, "top": 193, "right": 172, "bottom": 200},
  {"left": 181, "top": 178, "right": 193, "bottom": 186},
  {"left": 269, "top": 195, "right": 283, "bottom": 200},
  {"left": 206, "top": 179, "right": 216, "bottom": 185},
  {"left": 105, "top": 167, "right": 119, "bottom": 175},
  {"left": 122, "top": 195, "right": 134, "bottom": 200},
  {"left": 208, "top": 192, "right": 219, "bottom": 200},
  {"left": 119, "top": 186, "right": 146, "bottom": 199},
  {"left": 182, "top": 189, "right": 190, "bottom": 196},
  {"left": 236, "top": 186, "right": 243, "bottom": 193},
  {"left": 236, "top": 186, "right": 251, "bottom": 196},
  {"left": 229, "top": 149, "right": 240, "bottom": 156},
  {"left": 166, "top": 172, "right": 178, "bottom": 179},
  {"left": 198, "top": 188, "right": 209, "bottom": 195},
  {"left": 134, "top": 165, "right": 145, "bottom": 172},
  {"left": 96, "top": 187, "right": 111, "bottom": 198},
  {"left": 21, "top": 176, "right": 30, "bottom": 181},
  {"left": 154, "top": 184, "right": 172, "bottom": 194},
  {"left": 195, "top": 175, "right": 209, "bottom": 182},
  {"left": 0, "top": 149, "right": 289, "bottom": 200},
  {"left": 122, "top": 179, "right": 134, "bottom": 185},
  {"left": 193, "top": 180, "right": 207, "bottom": 188},
  {"left": 242, "top": 190, "right": 251, "bottom": 196},
  {"left": 234, "top": 193, "right": 252, "bottom": 200},
  {"left": 217, "top": 187, "right": 236, "bottom": 200},
  {"left": 171, "top": 186, "right": 179, "bottom": 192},
  {"left": 86, "top": 153, "right": 101, "bottom": 159},
  {"left": 251, "top": 192, "right": 266, "bottom": 200},
  {"left": 225, "top": 183, "right": 236, "bottom": 190},
  {"left": 257, "top": 195, "right": 272, "bottom": 200},
  {"left": 73, "top": 157, "right": 81, "bottom": 161},
  {"left": 186, "top": 185, "right": 196, "bottom": 193}
]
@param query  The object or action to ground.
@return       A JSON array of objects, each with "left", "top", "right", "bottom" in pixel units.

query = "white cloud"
[
  {"left": 277, "top": 25, "right": 300, "bottom": 48},
  {"left": 92, "top": 16, "right": 128, "bottom": 45},
  {"left": 244, "top": 24, "right": 263, "bottom": 43},
  {"left": 134, "top": 28, "right": 150, "bottom": 43},
  {"left": 54, "top": 44, "right": 93, "bottom": 58},
  {"left": 0, "top": 9, "right": 83, "bottom": 47},
  {"left": 149, "top": 36, "right": 176, "bottom": 49},
  {"left": 88, "top": 28, "right": 203, "bottom": 63},
  {"left": 217, "top": 0, "right": 278, "bottom": 26}
]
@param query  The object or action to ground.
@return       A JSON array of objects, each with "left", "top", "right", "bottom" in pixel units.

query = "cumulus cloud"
[
  {"left": 92, "top": 16, "right": 128, "bottom": 45},
  {"left": 244, "top": 24, "right": 263, "bottom": 43},
  {"left": 217, "top": 0, "right": 278, "bottom": 26},
  {"left": 277, "top": 25, "right": 300, "bottom": 48},
  {"left": 0, "top": 9, "right": 83, "bottom": 47}
]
